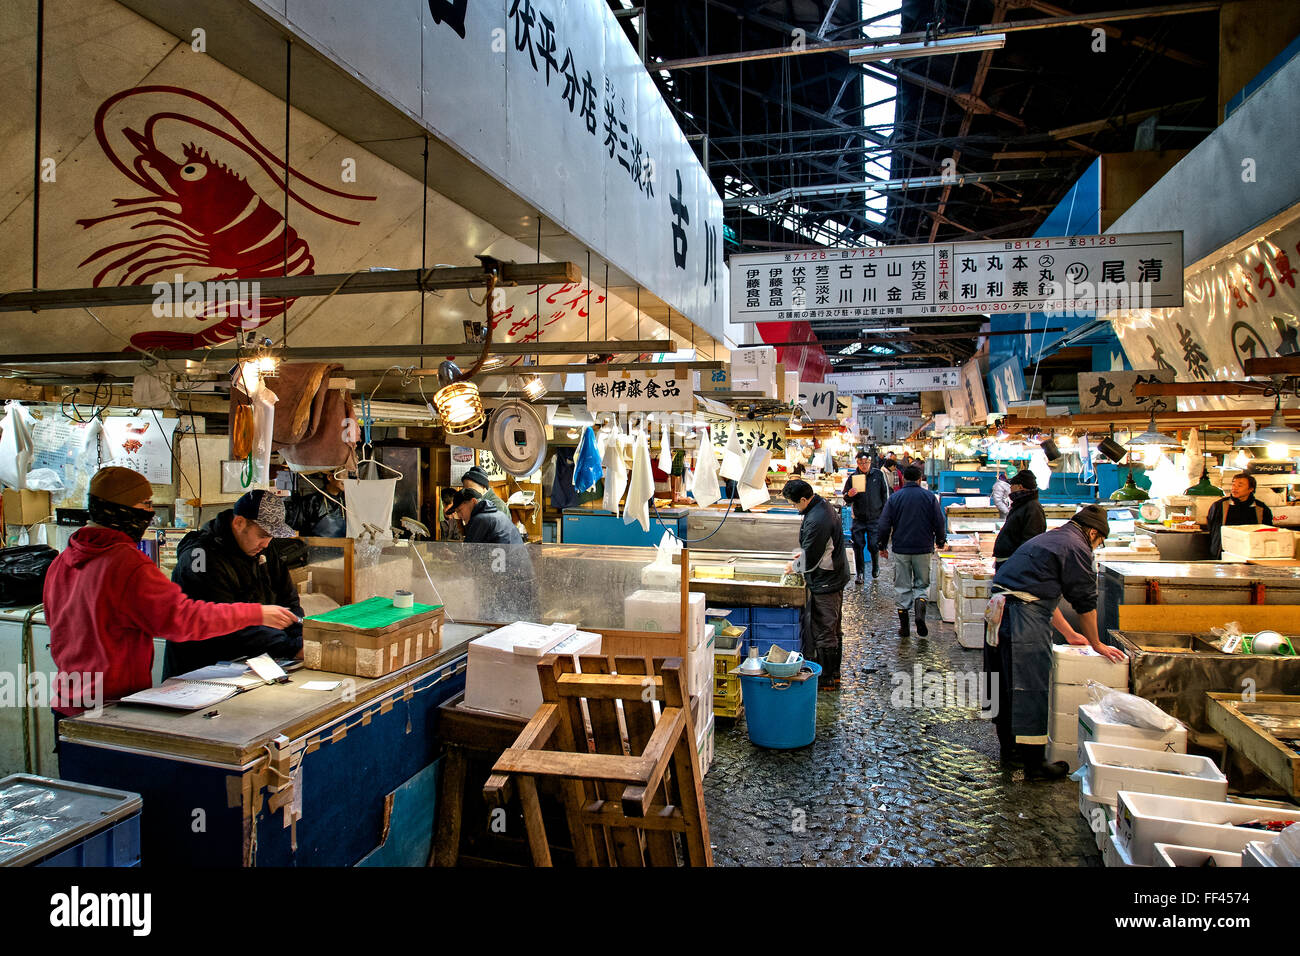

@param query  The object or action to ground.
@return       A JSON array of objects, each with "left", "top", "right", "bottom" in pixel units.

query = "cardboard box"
[
  {"left": 1219, "top": 524, "right": 1294, "bottom": 558},
  {"left": 1051, "top": 644, "right": 1130, "bottom": 688},
  {"left": 1115, "top": 790, "right": 1300, "bottom": 866},
  {"left": 1083, "top": 742, "right": 1227, "bottom": 805},
  {"left": 1078, "top": 703, "right": 1186, "bottom": 755},
  {"left": 302, "top": 604, "right": 443, "bottom": 677},
  {"left": 3, "top": 489, "right": 51, "bottom": 526}
]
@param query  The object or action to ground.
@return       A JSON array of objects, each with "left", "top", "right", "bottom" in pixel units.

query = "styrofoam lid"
[{"left": 473, "top": 621, "right": 579, "bottom": 657}]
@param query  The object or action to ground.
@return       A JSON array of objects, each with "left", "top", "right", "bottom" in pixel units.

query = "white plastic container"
[
  {"left": 466, "top": 624, "right": 603, "bottom": 718},
  {"left": 1049, "top": 709, "right": 1078, "bottom": 746},
  {"left": 1083, "top": 741, "right": 1228, "bottom": 805},
  {"left": 1049, "top": 682, "right": 1093, "bottom": 717},
  {"left": 1079, "top": 775, "right": 1115, "bottom": 850},
  {"left": 1078, "top": 702, "right": 1186, "bottom": 755},
  {"left": 623, "top": 590, "right": 706, "bottom": 648},
  {"left": 1051, "top": 644, "right": 1129, "bottom": 688},
  {"left": 1115, "top": 790, "right": 1300, "bottom": 866},
  {"left": 939, "top": 596, "right": 956, "bottom": 623},
  {"left": 1153, "top": 843, "right": 1243, "bottom": 867},
  {"left": 1220, "top": 524, "right": 1294, "bottom": 558}
]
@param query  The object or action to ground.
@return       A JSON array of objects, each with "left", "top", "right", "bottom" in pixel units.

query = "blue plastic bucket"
[{"left": 738, "top": 661, "right": 821, "bottom": 749}]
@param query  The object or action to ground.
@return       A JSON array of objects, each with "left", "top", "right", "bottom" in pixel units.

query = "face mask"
[{"left": 89, "top": 495, "right": 154, "bottom": 543}]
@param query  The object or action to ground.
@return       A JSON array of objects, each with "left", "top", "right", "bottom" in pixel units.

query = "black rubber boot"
[
  {"left": 855, "top": 574, "right": 865, "bottom": 586},
  {"left": 913, "top": 597, "right": 929, "bottom": 637},
  {"left": 897, "top": 609, "right": 910, "bottom": 638},
  {"left": 1021, "top": 744, "right": 1070, "bottom": 780}
]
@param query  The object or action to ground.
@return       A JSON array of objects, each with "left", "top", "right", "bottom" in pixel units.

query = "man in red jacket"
[{"left": 44, "top": 467, "right": 297, "bottom": 718}]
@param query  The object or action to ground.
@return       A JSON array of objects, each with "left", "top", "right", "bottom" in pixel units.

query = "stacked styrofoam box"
[
  {"left": 953, "top": 570, "right": 992, "bottom": 649},
  {"left": 1077, "top": 702, "right": 1187, "bottom": 766},
  {"left": 1082, "top": 741, "right": 1228, "bottom": 805},
  {"left": 624, "top": 589, "right": 708, "bottom": 691},
  {"left": 1103, "top": 821, "right": 1142, "bottom": 868},
  {"left": 1048, "top": 645, "right": 1129, "bottom": 771},
  {"left": 696, "top": 715, "right": 715, "bottom": 777},
  {"left": 1220, "top": 524, "right": 1294, "bottom": 559},
  {"left": 937, "top": 558, "right": 958, "bottom": 622},
  {"left": 466, "top": 623, "right": 603, "bottom": 718},
  {"left": 1115, "top": 791, "right": 1300, "bottom": 866}
]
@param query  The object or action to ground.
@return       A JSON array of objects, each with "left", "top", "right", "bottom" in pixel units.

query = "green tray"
[{"left": 305, "top": 595, "right": 443, "bottom": 630}]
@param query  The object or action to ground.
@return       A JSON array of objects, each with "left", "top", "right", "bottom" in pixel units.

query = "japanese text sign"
[
  {"left": 585, "top": 370, "right": 692, "bottom": 411},
  {"left": 1076, "top": 370, "right": 1177, "bottom": 413},
  {"left": 827, "top": 367, "right": 961, "bottom": 394}
]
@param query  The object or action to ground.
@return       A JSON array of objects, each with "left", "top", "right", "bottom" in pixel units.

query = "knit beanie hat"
[
  {"left": 89, "top": 466, "right": 152, "bottom": 507},
  {"left": 462, "top": 467, "right": 491, "bottom": 489},
  {"left": 1070, "top": 504, "right": 1110, "bottom": 539},
  {"left": 1008, "top": 469, "right": 1038, "bottom": 490}
]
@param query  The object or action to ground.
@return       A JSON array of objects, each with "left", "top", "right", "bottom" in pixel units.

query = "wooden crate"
[{"left": 303, "top": 606, "right": 444, "bottom": 677}]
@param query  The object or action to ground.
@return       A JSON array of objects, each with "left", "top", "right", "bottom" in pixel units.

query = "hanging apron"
[{"left": 995, "top": 595, "right": 1057, "bottom": 744}]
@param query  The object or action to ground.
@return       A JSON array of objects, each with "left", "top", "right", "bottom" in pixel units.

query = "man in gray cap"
[
  {"left": 985, "top": 505, "right": 1126, "bottom": 779},
  {"left": 164, "top": 490, "right": 305, "bottom": 677}
]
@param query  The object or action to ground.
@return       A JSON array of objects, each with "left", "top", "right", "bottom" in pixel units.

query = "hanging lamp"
[{"left": 1235, "top": 398, "right": 1300, "bottom": 456}]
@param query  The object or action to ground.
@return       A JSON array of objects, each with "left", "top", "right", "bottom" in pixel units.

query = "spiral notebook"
[{"left": 119, "top": 664, "right": 264, "bottom": 711}]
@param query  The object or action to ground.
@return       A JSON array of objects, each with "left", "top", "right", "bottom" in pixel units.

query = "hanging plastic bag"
[
  {"left": 657, "top": 422, "right": 672, "bottom": 473},
  {"left": 623, "top": 430, "right": 654, "bottom": 531},
  {"left": 719, "top": 426, "right": 745, "bottom": 481},
  {"left": 601, "top": 431, "right": 628, "bottom": 513},
  {"left": 1265, "top": 823, "right": 1300, "bottom": 866},
  {"left": 0, "top": 402, "right": 35, "bottom": 489},
  {"left": 691, "top": 428, "right": 722, "bottom": 508},
  {"left": 249, "top": 382, "right": 278, "bottom": 488},
  {"left": 23, "top": 469, "right": 65, "bottom": 492}
]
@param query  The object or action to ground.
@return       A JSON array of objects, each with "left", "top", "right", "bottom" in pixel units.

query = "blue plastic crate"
[
  {"left": 37, "top": 813, "right": 141, "bottom": 867},
  {"left": 750, "top": 636, "right": 802, "bottom": 657},
  {"left": 750, "top": 622, "right": 801, "bottom": 647},
  {"left": 718, "top": 605, "right": 750, "bottom": 625},
  {"left": 751, "top": 606, "right": 801, "bottom": 627},
  {"left": 1, "top": 774, "right": 142, "bottom": 868}
]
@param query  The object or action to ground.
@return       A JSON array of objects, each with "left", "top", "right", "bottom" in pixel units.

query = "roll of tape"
[{"left": 393, "top": 589, "right": 414, "bottom": 609}]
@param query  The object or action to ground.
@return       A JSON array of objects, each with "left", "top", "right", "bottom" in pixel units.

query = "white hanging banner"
[
  {"left": 730, "top": 231, "right": 1183, "bottom": 321},
  {"left": 1111, "top": 215, "right": 1300, "bottom": 410}
]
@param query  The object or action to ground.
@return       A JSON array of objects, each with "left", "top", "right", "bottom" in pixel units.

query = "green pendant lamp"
[{"left": 1111, "top": 470, "right": 1150, "bottom": 501}]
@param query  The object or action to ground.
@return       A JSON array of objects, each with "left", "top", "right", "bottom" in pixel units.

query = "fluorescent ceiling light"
[{"left": 849, "top": 33, "right": 1007, "bottom": 64}]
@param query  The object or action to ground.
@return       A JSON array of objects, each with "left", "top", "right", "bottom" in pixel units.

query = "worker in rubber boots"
[
  {"left": 985, "top": 505, "right": 1126, "bottom": 780},
  {"left": 781, "top": 478, "right": 850, "bottom": 691}
]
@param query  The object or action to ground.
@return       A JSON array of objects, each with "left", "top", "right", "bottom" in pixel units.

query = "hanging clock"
[{"left": 487, "top": 399, "right": 548, "bottom": 477}]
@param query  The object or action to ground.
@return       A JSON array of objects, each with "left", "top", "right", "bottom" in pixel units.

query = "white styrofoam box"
[
  {"left": 959, "top": 596, "right": 987, "bottom": 618},
  {"left": 1049, "top": 682, "right": 1096, "bottom": 718},
  {"left": 1104, "top": 823, "right": 1144, "bottom": 868},
  {"left": 1078, "top": 702, "right": 1186, "bottom": 755},
  {"left": 1080, "top": 776, "right": 1115, "bottom": 851},
  {"left": 1115, "top": 791, "right": 1300, "bottom": 866},
  {"left": 1153, "top": 843, "right": 1242, "bottom": 868},
  {"left": 1051, "top": 644, "right": 1129, "bottom": 688},
  {"left": 1047, "top": 738, "right": 1082, "bottom": 772},
  {"left": 939, "top": 596, "right": 956, "bottom": 623},
  {"left": 623, "top": 590, "right": 706, "bottom": 648},
  {"left": 495, "top": 621, "right": 579, "bottom": 656},
  {"left": 690, "top": 635, "right": 715, "bottom": 697},
  {"left": 1049, "top": 709, "right": 1078, "bottom": 746},
  {"left": 696, "top": 716, "right": 715, "bottom": 776},
  {"left": 1242, "top": 841, "right": 1278, "bottom": 867},
  {"left": 640, "top": 564, "right": 680, "bottom": 588},
  {"left": 1083, "top": 742, "right": 1228, "bottom": 805},
  {"left": 1220, "top": 524, "right": 1294, "bottom": 558},
  {"left": 466, "top": 626, "right": 603, "bottom": 718},
  {"left": 956, "top": 621, "right": 984, "bottom": 649}
]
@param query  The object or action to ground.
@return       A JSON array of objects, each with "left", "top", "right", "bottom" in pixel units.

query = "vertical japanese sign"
[
  {"left": 798, "top": 383, "right": 843, "bottom": 422},
  {"left": 418, "top": 0, "right": 725, "bottom": 335},
  {"left": 728, "top": 232, "right": 1182, "bottom": 320}
]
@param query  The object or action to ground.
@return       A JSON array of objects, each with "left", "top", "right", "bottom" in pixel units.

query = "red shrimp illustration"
[{"left": 76, "top": 86, "right": 375, "bottom": 351}]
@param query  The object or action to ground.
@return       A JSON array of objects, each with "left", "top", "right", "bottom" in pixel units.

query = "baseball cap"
[{"left": 233, "top": 490, "right": 296, "bottom": 538}]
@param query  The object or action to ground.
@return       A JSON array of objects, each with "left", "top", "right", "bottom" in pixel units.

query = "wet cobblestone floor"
[{"left": 703, "top": 570, "right": 1102, "bottom": 866}]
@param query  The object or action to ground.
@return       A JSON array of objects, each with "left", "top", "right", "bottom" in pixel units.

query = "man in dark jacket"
[
  {"left": 453, "top": 488, "right": 523, "bottom": 544},
  {"left": 843, "top": 452, "right": 890, "bottom": 584},
  {"left": 462, "top": 466, "right": 508, "bottom": 516},
  {"left": 993, "top": 469, "right": 1047, "bottom": 569},
  {"left": 1206, "top": 474, "right": 1274, "bottom": 558},
  {"left": 164, "top": 490, "right": 304, "bottom": 678},
  {"left": 782, "top": 479, "right": 850, "bottom": 689},
  {"left": 877, "top": 465, "right": 946, "bottom": 638},
  {"left": 987, "top": 505, "right": 1127, "bottom": 779}
]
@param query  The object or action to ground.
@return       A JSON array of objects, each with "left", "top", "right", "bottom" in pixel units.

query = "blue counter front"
[
  {"left": 56, "top": 633, "right": 484, "bottom": 867},
  {"left": 561, "top": 508, "right": 687, "bottom": 547}
]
